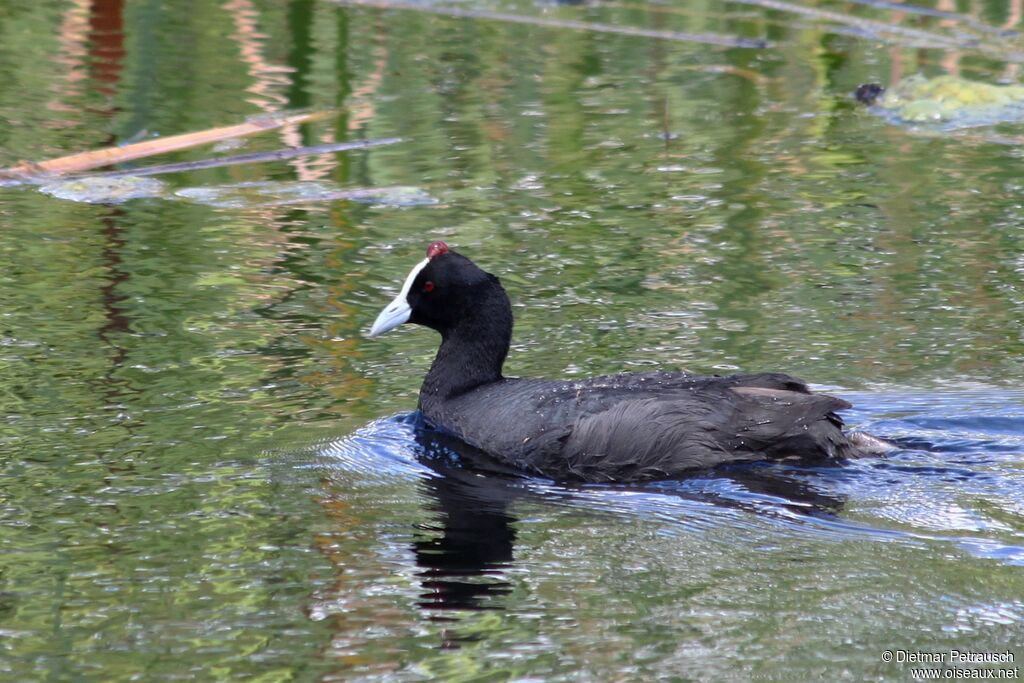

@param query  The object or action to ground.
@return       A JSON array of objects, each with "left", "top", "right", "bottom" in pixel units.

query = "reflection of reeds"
[
  {"left": 1002, "top": 0, "right": 1024, "bottom": 82},
  {"left": 89, "top": 0, "right": 126, "bottom": 98},
  {"left": 346, "top": 17, "right": 388, "bottom": 134},
  {"left": 333, "top": 0, "right": 769, "bottom": 48},
  {"left": 46, "top": 0, "right": 91, "bottom": 126},
  {"left": 338, "top": 0, "right": 1024, "bottom": 64},
  {"left": 222, "top": 1, "right": 375, "bottom": 405},
  {"left": 733, "top": 0, "right": 971, "bottom": 48},
  {"left": 223, "top": 0, "right": 293, "bottom": 113},
  {"left": 847, "top": 0, "right": 1007, "bottom": 34},
  {"left": 659, "top": 0, "right": 1023, "bottom": 59},
  {"left": 224, "top": 0, "right": 334, "bottom": 182}
]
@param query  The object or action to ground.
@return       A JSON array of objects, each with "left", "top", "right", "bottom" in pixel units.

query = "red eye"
[{"left": 422, "top": 281, "right": 435, "bottom": 293}]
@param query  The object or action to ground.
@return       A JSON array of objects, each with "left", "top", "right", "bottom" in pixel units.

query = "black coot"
[{"left": 369, "top": 242, "right": 885, "bottom": 482}]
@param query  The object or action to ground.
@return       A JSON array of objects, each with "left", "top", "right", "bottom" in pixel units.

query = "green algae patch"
[
  {"left": 175, "top": 181, "right": 437, "bottom": 209},
  {"left": 862, "top": 74, "right": 1024, "bottom": 129},
  {"left": 39, "top": 175, "right": 168, "bottom": 204},
  {"left": 34, "top": 177, "right": 436, "bottom": 209}
]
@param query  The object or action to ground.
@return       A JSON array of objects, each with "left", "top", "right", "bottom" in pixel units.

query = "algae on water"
[
  {"left": 175, "top": 182, "right": 437, "bottom": 209},
  {"left": 863, "top": 74, "right": 1024, "bottom": 128},
  {"left": 35, "top": 176, "right": 436, "bottom": 208},
  {"left": 39, "top": 175, "right": 167, "bottom": 204}
]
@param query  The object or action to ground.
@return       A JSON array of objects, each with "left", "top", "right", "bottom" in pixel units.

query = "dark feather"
[{"left": 435, "top": 372, "right": 864, "bottom": 482}]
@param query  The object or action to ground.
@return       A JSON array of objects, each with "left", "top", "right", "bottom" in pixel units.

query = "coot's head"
[
  {"left": 369, "top": 241, "right": 504, "bottom": 337},
  {"left": 854, "top": 82, "right": 885, "bottom": 105}
]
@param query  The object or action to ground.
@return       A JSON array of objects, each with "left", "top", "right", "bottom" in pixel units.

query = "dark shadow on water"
[
  {"left": 406, "top": 421, "right": 851, "bottom": 628},
  {"left": 410, "top": 430, "right": 523, "bottom": 619}
]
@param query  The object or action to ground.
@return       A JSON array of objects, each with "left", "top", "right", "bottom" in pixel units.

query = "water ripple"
[{"left": 309, "top": 388, "right": 1024, "bottom": 567}]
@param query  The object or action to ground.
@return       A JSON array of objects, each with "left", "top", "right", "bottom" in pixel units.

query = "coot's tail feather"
[{"left": 847, "top": 430, "right": 899, "bottom": 456}]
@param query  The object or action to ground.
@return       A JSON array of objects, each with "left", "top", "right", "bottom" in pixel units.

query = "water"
[{"left": 1, "top": 0, "right": 1023, "bottom": 680}]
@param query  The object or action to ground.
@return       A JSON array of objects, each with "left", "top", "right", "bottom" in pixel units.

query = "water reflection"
[
  {"left": 7, "top": 0, "right": 1024, "bottom": 675},
  {"left": 412, "top": 430, "right": 520, "bottom": 617},
  {"left": 300, "top": 385, "right": 1024, "bottom": 676},
  {"left": 405, "top": 420, "right": 854, "bottom": 626}
]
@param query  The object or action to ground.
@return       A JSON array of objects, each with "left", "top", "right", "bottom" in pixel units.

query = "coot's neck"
[{"left": 419, "top": 283, "right": 512, "bottom": 412}]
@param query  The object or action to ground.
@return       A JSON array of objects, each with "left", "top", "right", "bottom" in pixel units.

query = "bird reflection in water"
[
  {"left": 407, "top": 422, "right": 851, "bottom": 633},
  {"left": 411, "top": 429, "right": 523, "bottom": 620}
]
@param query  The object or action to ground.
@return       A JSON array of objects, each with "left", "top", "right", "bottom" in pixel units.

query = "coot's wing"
[
  {"left": 552, "top": 385, "right": 854, "bottom": 482},
  {"left": 438, "top": 372, "right": 856, "bottom": 482}
]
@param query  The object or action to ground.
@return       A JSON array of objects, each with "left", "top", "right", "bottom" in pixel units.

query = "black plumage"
[{"left": 370, "top": 243, "right": 882, "bottom": 483}]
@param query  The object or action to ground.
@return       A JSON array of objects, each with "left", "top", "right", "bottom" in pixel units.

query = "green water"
[{"left": 1, "top": 0, "right": 1024, "bottom": 680}]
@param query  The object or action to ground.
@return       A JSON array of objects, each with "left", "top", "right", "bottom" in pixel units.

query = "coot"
[{"left": 369, "top": 242, "right": 883, "bottom": 482}]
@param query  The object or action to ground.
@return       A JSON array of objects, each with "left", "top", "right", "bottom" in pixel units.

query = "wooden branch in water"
[
  {"left": 71, "top": 138, "right": 403, "bottom": 181},
  {"left": 0, "top": 110, "right": 335, "bottom": 179},
  {"left": 333, "top": 0, "right": 770, "bottom": 49}
]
